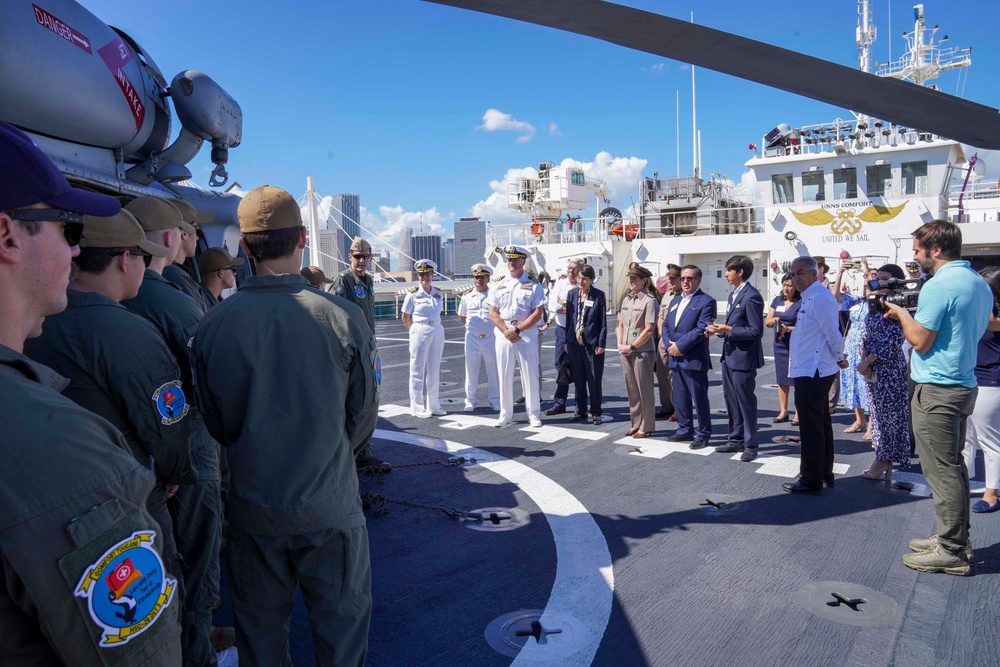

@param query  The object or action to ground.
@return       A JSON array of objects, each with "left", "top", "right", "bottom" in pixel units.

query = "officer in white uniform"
[
  {"left": 488, "top": 245, "right": 546, "bottom": 428},
  {"left": 458, "top": 263, "right": 500, "bottom": 412},
  {"left": 402, "top": 260, "right": 446, "bottom": 418}
]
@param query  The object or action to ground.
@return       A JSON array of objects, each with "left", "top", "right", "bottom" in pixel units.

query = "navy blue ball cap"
[{"left": 0, "top": 120, "right": 120, "bottom": 216}]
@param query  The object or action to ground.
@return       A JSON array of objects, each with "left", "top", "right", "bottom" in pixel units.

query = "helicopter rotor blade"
[{"left": 424, "top": 0, "right": 1000, "bottom": 149}]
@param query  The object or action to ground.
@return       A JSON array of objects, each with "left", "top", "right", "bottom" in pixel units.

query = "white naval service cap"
[
  {"left": 471, "top": 263, "right": 492, "bottom": 277},
  {"left": 500, "top": 244, "right": 528, "bottom": 260},
  {"left": 415, "top": 259, "right": 437, "bottom": 273}
]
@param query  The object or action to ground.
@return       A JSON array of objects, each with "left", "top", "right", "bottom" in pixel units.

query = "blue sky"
[{"left": 80, "top": 0, "right": 1000, "bottom": 251}]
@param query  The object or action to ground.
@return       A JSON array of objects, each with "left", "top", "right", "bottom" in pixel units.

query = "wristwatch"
[
  {"left": 629, "top": 344, "right": 637, "bottom": 351},
  {"left": 513, "top": 326, "right": 521, "bottom": 335}
]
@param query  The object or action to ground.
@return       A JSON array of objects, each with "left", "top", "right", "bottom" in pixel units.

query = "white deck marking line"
[
  {"left": 518, "top": 424, "right": 609, "bottom": 443},
  {"left": 617, "top": 438, "right": 713, "bottom": 458},
  {"left": 373, "top": 429, "right": 613, "bottom": 665}
]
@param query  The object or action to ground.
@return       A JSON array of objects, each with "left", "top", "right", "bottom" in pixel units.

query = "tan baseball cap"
[
  {"left": 350, "top": 236, "right": 371, "bottom": 253},
  {"left": 301, "top": 265, "right": 334, "bottom": 286},
  {"left": 125, "top": 196, "right": 195, "bottom": 235},
  {"left": 167, "top": 198, "right": 214, "bottom": 225},
  {"left": 238, "top": 185, "right": 301, "bottom": 233},
  {"left": 198, "top": 247, "right": 245, "bottom": 275},
  {"left": 80, "top": 209, "right": 168, "bottom": 258}
]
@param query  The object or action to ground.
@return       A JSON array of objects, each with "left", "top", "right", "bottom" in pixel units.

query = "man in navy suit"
[
  {"left": 708, "top": 255, "right": 765, "bottom": 461},
  {"left": 662, "top": 265, "right": 716, "bottom": 448}
]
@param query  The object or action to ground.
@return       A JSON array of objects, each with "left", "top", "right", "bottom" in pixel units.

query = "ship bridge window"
[
  {"left": 802, "top": 169, "right": 825, "bottom": 202},
  {"left": 772, "top": 173, "right": 794, "bottom": 203},
  {"left": 571, "top": 172, "right": 586, "bottom": 186},
  {"left": 866, "top": 164, "right": 893, "bottom": 197},
  {"left": 902, "top": 160, "right": 928, "bottom": 195},
  {"left": 834, "top": 168, "right": 857, "bottom": 200}
]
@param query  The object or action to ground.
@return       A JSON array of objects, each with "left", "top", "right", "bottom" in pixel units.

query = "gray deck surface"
[{"left": 214, "top": 315, "right": 1000, "bottom": 666}]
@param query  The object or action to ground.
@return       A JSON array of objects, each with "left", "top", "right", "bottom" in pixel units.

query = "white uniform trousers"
[
  {"left": 409, "top": 321, "right": 445, "bottom": 414},
  {"left": 496, "top": 329, "right": 541, "bottom": 422},
  {"left": 465, "top": 331, "right": 499, "bottom": 408},
  {"left": 962, "top": 385, "right": 1000, "bottom": 489}
]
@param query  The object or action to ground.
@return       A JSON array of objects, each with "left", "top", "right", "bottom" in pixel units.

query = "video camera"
[{"left": 866, "top": 277, "right": 921, "bottom": 315}]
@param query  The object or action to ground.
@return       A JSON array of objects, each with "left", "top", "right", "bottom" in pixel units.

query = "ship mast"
[
  {"left": 857, "top": 0, "right": 876, "bottom": 74},
  {"left": 875, "top": 4, "right": 971, "bottom": 87}
]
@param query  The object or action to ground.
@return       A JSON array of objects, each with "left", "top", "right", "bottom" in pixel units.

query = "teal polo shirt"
[{"left": 911, "top": 260, "right": 993, "bottom": 388}]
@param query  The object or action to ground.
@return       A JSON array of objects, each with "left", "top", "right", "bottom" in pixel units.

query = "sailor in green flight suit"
[
  {"left": 193, "top": 185, "right": 379, "bottom": 667},
  {"left": 0, "top": 119, "right": 182, "bottom": 664},
  {"left": 330, "top": 235, "right": 387, "bottom": 473}
]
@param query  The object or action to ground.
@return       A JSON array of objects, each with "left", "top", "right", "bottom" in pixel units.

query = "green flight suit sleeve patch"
[
  {"left": 372, "top": 346, "right": 382, "bottom": 396},
  {"left": 59, "top": 508, "right": 177, "bottom": 665},
  {"left": 151, "top": 380, "right": 189, "bottom": 425}
]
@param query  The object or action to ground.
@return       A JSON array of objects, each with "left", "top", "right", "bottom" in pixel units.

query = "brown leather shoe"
[
  {"left": 624, "top": 427, "right": 638, "bottom": 436},
  {"left": 210, "top": 626, "right": 236, "bottom": 652},
  {"left": 633, "top": 431, "right": 650, "bottom": 439}
]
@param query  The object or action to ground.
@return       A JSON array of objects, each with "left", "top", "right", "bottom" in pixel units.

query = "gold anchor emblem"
[
  {"left": 831, "top": 209, "right": 862, "bottom": 235},
  {"left": 788, "top": 202, "right": 907, "bottom": 232}
]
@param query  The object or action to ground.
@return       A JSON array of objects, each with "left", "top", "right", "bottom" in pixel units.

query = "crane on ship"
[{"left": 506, "top": 161, "right": 609, "bottom": 244}]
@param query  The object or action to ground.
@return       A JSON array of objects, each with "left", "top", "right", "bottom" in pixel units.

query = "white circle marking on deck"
[{"left": 373, "top": 429, "right": 614, "bottom": 665}]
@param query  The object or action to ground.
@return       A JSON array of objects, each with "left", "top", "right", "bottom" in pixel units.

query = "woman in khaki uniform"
[{"left": 617, "top": 263, "right": 659, "bottom": 437}]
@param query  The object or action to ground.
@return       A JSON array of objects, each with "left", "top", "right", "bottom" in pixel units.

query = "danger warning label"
[{"left": 33, "top": 4, "right": 92, "bottom": 54}]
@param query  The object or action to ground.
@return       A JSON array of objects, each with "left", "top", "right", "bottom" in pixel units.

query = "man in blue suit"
[
  {"left": 708, "top": 255, "right": 765, "bottom": 462},
  {"left": 662, "top": 265, "right": 716, "bottom": 448}
]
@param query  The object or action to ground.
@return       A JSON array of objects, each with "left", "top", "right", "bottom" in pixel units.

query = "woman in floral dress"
[
  {"left": 833, "top": 261, "right": 870, "bottom": 434},
  {"left": 857, "top": 264, "right": 910, "bottom": 479}
]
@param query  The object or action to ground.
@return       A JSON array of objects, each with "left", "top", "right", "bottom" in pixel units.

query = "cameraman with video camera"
[{"left": 884, "top": 220, "right": 993, "bottom": 575}]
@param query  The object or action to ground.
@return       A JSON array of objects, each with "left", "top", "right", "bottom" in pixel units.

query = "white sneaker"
[
  {"left": 412, "top": 411, "right": 432, "bottom": 419},
  {"left": 430, "top": 408, "right": 447, "bottom": 416},
  {"left": 529, "top": 416, "right": 543, "bottom": 427},
  {"left": 494, "top": 419, "right": 512, "bottom": 429},
  {"left": 464, "top": 405, "right": 476, "bottom": 412},
  {"left": 490, "top": 404, "right": 501, "bottom": 411},
  {"left": 216, "top": 647, "right": 239, "bottom": 667}
]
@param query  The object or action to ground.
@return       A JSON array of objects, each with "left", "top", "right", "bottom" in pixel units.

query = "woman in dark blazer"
[{"left": 564, "top": 265, "right": 607, "bottom": 424}]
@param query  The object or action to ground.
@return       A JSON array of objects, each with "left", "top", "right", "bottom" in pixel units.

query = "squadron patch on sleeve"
[
  {"left": 371, "top": 345, "right": 382, "bottom": 395},
  {"left": 335, "top": 285, "right": 346, "bottom": 296},
  {"left": 151, "top": 381, "right": 189, "bottom": 425},
  {"left": 74, "top": 531, "right": 176, "bottom": 648},
  {"left": 354, "top": 285, "right": 367, "bottom": 298}
]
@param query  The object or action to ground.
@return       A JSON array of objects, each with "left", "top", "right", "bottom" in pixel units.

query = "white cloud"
[
  {"left": 548, "top": 121, "right": 562, "bottom": 137},
  {"left": 641, "top": 62, "right": 668, "bottom": 74},
  {"left": 476, "top": 108, "right": 536, "bottom": 142}
]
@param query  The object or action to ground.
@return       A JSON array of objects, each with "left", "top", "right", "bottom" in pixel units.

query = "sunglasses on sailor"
[
  {"left": 7, "top": 207, "right": 86, "bottom": 246},
  {"left": 352, "top": 253, "right": 371, "bottom": 261}
]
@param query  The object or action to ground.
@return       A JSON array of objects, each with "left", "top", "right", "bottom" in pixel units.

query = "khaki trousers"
[{"left": 623, "top": 349, "right": 656, "bottom": 432}]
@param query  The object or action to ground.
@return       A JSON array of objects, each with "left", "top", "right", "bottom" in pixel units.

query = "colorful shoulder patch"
[
  {"left": 371, "top": 345, "right": 382, "bottom": 395},
  {"left": 354, "top": 285, "right": 367, "bottom": 298},
  {"left": 151, "top": 381, "right": 189, "bottom": 425},
  {"left": 74, "top": 530, "right": 176, "bottom": 647},
  {"left": 335, "top": 285, "right": 346, "bottom": 296}
]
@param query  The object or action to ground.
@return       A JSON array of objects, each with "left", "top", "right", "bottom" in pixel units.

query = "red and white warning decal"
[
  {"left": 32, "top": 4, "right": 92, "bottom": 54},
  {"left": 97, "top": 36, "right": 145, "bottom": 131}
]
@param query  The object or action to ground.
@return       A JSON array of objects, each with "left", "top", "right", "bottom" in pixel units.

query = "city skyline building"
[
  {"left": 411, "top": 233, "right": 442, "bottom": 271},
  {"left": 328, "top": 193, "right": 360, "bottom": 266},
  {"left": 453, "top": 217, "right": 487, "bottom": 279},
  {"left": 399, "top": 227, "right": 413, "bottom": 272}
]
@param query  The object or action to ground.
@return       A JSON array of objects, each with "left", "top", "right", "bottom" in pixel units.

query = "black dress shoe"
[
  {"left": 656, "top": 409, "right": 670, "bottom": 418},
  {"left": 822, "top": 475, "right": 836, "bottom": 488},
  {"left": 668, "top": 433, "right": 696, "bottom": 442},
  {"left": 689, "top": 438, "right": 710, "bottom": 450},
  {"left": 740, "top": 448, "right": 759, "bottom": 462},
  {"left": 773, "top": 414, "right": 790, "bottom": 423},
  {"left": 569, "top": 412, "right": 586, "bottom": 422},
  {"left": 515, "top": 396, "right": 525, "bottom": 405},
  {"left": 545, "top": 404, "right": 567, "bottom": 416},
  {"left": 714, "top": 443, "right": 744, "bottom": 454},
  {"left": 782, "top": 481, "right": 822, "bottom": 495}
]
